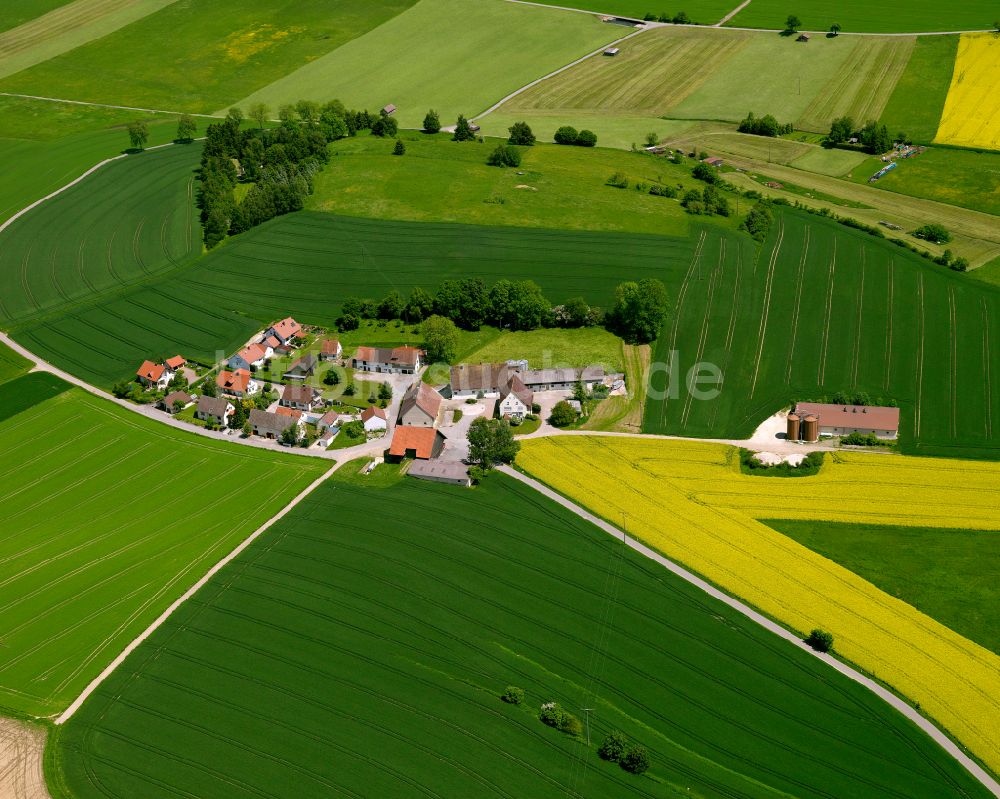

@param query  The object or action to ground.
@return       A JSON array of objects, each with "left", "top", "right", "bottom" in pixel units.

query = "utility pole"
[{"left": 583, "top": 708, "right": 594, "bottom": 746}]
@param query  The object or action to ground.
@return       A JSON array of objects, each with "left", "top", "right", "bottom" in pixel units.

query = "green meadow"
[
  {"left": 879, "top": 35, "right": 959, "bottom": 144},
  {"left": 727, "top": 0, "right": 997, "bottom": 32},
  {"left": 0, "top": 382, "right": 325, "bottom": 717},
  {"left": 766, "top": 519, "right": 1000, "bottom": 655},
  {"left": 0, "top": 0, "right": 72, "bottom": 33},
  {"left": 0, "top": 340, "right": 31, "bottom": 385},
  {"left": 231, "top": 0, "right": 621, "bottom": 127},
  {"left": 54, "top": 472, "right": 995, "bottom": 799},
  {"left": 0, "top": 0, "right": 417, "bottom": 113},
  {"left": 529, "top": 0, "right": 740, "bottom": 23}
]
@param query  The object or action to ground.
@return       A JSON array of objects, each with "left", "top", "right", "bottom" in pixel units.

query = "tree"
[
  {"left": 421, "top": 314, "right": 459, "bottom": 363},
  {"left": 575, "top": 129, "right": 597, "bottom": 147},
  {"left": 176, "top": 114, "right": 197, "bottom": 142},
  {"left": 434, "top": 278, "right": 488, "bottom": 329},
  {"left": 393, "top": 138, "right": 406, "bottom": 155},
  {"left": 501, "top": 686, "right": 525, "bottom": 705},
  {"left": 644, "top": 131, "right": 659, "bottom": 148},
  {"left": 226, "top": 106, "right": 243, "bottom": 126},
  {"left": 277, "top": 104, "right": 296, "bottom": 123},
  {"left": 467, "top": 417, "right": 520, "bottom": 469},
  {"left": 672, "top": 10, "right": 690, "bottom": 23},
  {"left": 342, "top": 420, "right": 365, "bottom": 439},
  {"left": 242, "top": 420, "right": 252, "bottom": 437},
  {"left": 507, "top": 121, "right": 535, "bottom": 146},
  {"left": 741, "top": 200, "right": 773, "bottom": 241},
  {"left": 453, "top": 115, "right": 476, "bottom": 141},
  {"left": 127, "top": 120, "right": 149, "bottom": 150},
  {"left": 295, "top": 99, "right": 320, "bottom": 124},
  {"left": 599, "top": 731, "right": 629, "bottom": 762},
  {"left": 554, "top": 125, "right": 579, "bottom": 145},
  {"left": 549, "top": 400, "right": 578, "bottom": 428},
  {"left": 608, "top": 278, "right": 670, "bottom": 344},
  {"left": 406, "top": 287, "right": 435, "bottom": 322},
  {"left": 378, "top": 290, "right": 405, "bottom": 320},
  {"left": 859, "top": 119, "right": 892, "bottom": 154},
  {"left": 423, "top": 109, "right": 441, "bottom": 133},
  {"left": 249, "top": 102, "right": 270, "bottom": 129},
  {"left": 371, "top": 115, "right": 398, "bottom": 137},
  {"left": 280, "top": 423, "right": 300, "bottom": 447},
  {"left": 692, "top": 162, "right": 719, "bottom": 183},
  {"left": 323, "top": 368, "right": 341, "bottom": 386},
  {"left": 827, "top": 115, "right": 855, "bottom": 144},
  {"left": 806, "top": 629, "right": 834, "bottom": 652},
  {"left": 486, "top": 143, "right": 521, "bottom": 167},
  {"left": 829, "top": 21, "right": 841, "bottom": 35},
  {"left": 785, "top": 14, "right": 801, "bottom": 31},
  {"left": 621, "top": 745, "right": 650, "bottom": 775},
  {"left": 914, "top": 223, "right": 951, "bottom": 244},
  {"left": 562, "top": 297, "right": 591, "bottom": 327}
]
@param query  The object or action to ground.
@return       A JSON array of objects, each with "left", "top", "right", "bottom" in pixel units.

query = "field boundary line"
[
  {"left": 850, "top": 247, "right": 865, "bottom": 388},
  {"left": 884, "top": 259, "right": 894, "bottom": 390},
  {"left": 502, "top": 465, "right": 1000, "bottom": 799},
  {"left": 983, "top": 299, "right": 993, "bottom": 440},
  {"left": 681, "top": 240, "right": 721, "bottom": 428},
  {"left": 817, "top": 236, "right": 837, "bottom": 386},
  {"left": 55, "top": 462, "right": 339, "bottom": 724},
  {"left": 0, "top": 92, "right": 221, "bottom": 119},
  {"left": 715, "top": 0, "right": 751, "bottom": 26},
  {"left": 748, "top": 218, "right": 784, "bottom": 398},
  {"left": 783, "top": 225, "right": 808, "bottom": 384},
  {"left": 949, "top": 287, "right": 958, "bottom": 438},
  {"left": 915, "top": 274, "right": 925, "bottom": 436}
]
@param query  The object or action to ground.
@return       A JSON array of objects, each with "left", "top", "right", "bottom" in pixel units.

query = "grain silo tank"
[
  {"left": 786, "top": 413, "right": 800, "bottom": 441},
  {"left": 802, "top": 414, "right": 819, "bottom": 442}
]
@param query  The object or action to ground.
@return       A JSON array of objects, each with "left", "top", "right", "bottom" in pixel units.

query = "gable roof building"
[
  {"left": 794, "top": 402, "right": 900, "bottom": 439},
  {"left": 196, "top": 395, "right": 234, "bottom": 425},
  {"left": 387, "top": 426, "right": 445, "bottom": 460},
  {"left": 159, "top": 391, "right": 193, "bottom": 414},
  {"left": 216, "top": 369, "right": 257, "bottom": 397},
  {"left": 136, "top": 360, "right": 174, "bottom": 389},
  {"left": 165, "top": 355, "right": 186, "bottom": 370},
  {"left": 280, "top": 383, "right": 320, "bottom": 410},
  {"left": 499, "top": 375, "right": 533, "bottom": 419},
  {"left": 249, "top": 408, "right": 298, "bottom": 439},
  {"left": 361, "top": 405, "right": 388, "bottom": 431},
  {"left": 266, "top": 317, "right": 302, "bottom": 346},
  {"left": 283, "top": 353, "right": 317, "bottom": 381},
  {"left": 229, "top": 342, "right": 270, "bottom": 370},
  {"left": 353, "top": 345, "right": 422, "bottom": 374},
  {"left": 320, "top": 339, "right": 342, "bottom": 360},
  {"left": 398, "top": 382, "right": 442, "bottom": 427}
]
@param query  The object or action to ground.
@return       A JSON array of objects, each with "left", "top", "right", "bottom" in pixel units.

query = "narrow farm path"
[
  {"left": 715, "top": 0, "right": 752, "bottom": 27},
  {"left": 55, "top": 460, "right": 341, "bottom": 724},
  {"left": 0, "top": 719, "right": 48, "bottom": 799},
  {"left": 0, "top": 92, "right": 220, "bottom": 119},
  {"left": 500, "top": 465, "right": 1000, "bottom": 799}
]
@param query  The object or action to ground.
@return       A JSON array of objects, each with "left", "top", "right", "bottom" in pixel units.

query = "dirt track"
[{"left": 0, "top": 719, "right": 50, "bottom": 799}]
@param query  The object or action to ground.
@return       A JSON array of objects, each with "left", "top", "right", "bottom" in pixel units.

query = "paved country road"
[{"left": 500, "top": 466, "right": 1000, "bottom": 799}]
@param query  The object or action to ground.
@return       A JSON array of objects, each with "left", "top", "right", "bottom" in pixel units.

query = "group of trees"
[
  {"left": 467, "top": 416, "right": 520, "bottom": 470},
  {"left": 913, "top": 223, "right": 951, "bottom": 245},
  {"left": 785, "top": 15, "right": 842, "bottom": 34},
  {"left": 599, "top": 730, "right": 651, "bottom": 775},
  {"left": 737, "top": 111, "right": 793, "bottom": 138},
  {"left": 741, "top": 199, "right": 774, "bottom": 241},
  {"left": 554, "top": 126, "right": 598, "bottom": 147},
  {"left": 641, "top": 10, "right": 691, "bottom": 23},
  {"left": 826, "top": 116, "right": 895, "bottom": 154}
]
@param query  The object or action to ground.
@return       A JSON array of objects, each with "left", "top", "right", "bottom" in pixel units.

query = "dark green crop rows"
[{"left": 56, "top": 474, "right": 994, "bottom": 799}]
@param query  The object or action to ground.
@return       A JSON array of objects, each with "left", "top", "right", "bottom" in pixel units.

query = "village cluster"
[{"left": 130, "top": 316, "right": 623, "bottom": 482}]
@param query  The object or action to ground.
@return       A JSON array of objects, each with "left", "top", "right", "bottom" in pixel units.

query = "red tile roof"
[
  {"left": 165, "top": 355, "right": 185, "bottom": 370},
  {"left": 389, "top": 426, "right": 440, "bottom": 459},
  {"left": 321, "top": 339, "right": 341, "bottom": 355},
  {"left": 361, "top": 405, "right": 387, "bottom": 422},
  {"left": 275, "top": 406, "right": 303, "bottom": 419},
  {"left": 264, "top": 335, "right": 281, "bottom": 349},
  {"left": 271, "top": 317, "right": 301, "bottom": 340},
  {"left": 137, "top": 360, "right": 165, "bottom": 382},
  {"left": 236, "top": 343, "right": 267, "bottom": 364},
  {"left": 216, "top": 369, "right": 251, "bottom": 394}
]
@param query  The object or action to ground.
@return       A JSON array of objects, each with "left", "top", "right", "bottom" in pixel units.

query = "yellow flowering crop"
[
  {"left": 936, "top": 33, "right": 1000, "bottom": 149},
  {"left": 518, "top": 436, "right": 1000, "bottom": 774}
]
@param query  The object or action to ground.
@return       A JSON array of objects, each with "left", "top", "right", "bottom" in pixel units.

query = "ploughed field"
[
  {"left": 54, "top": 471, "right": 995, "bottom": 799},
  {"left": 517, "top": 436, "right": 1000, "bottom": 780},
  {"left": 0, "top": 378, "right": 325, "bottom": 716}
]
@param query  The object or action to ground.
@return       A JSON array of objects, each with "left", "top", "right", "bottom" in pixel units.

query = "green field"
[
  {"left": 462, "top": 327, "right": 626, "bottom": 372},
  {"left": 0, "top": 141, "right": 201, "bottom": 329},
  {"left": 529, "top": 0, "right": 741, "bottom": 23},
  {"left": 879, "top": 36, "right": 959, "bottom": 144},
  {"left": 476, "top": 112, "right": 695, "bottom": 151},
  {"left": 0, "top": 371, "right": 71, "bottom": 423},
  {"left": 847, "top": 147, "right": 1000, "bottom": 218},
  {"left": 0, "top": 382, "right": 325, "bottom": 717},
  {"left": 766, "top": 519, "right": 1000, "bottom": 656},
  {"left": 0, "top": 0, "right": 417, "bottom": 113},
  {"left": 727, "top": 0, "right": 998, "bottom": 32},
  {"left": 0, "top": 0, "right": 72, "bottom": 32},
  {"left": 789, "top": 145, "right": 870, "bottom": 177},
  {"left": 231, "top": 0, "right": 620, "bottom": 127},
  {"left": 0, "top": 340, "right": 31, "bottom": 385},
  {"left": 643, "top": 209, "right": 1000, "bottom": 459},
  {"left": 54, "top": 471, "right": 995, "bottom": 798}
]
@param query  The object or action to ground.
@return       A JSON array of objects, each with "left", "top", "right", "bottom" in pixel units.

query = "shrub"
[
  {"left": 648, "top": 183, "right": 677, "bottom": 198},
  {"left": 806, "top": 628, "right": 834, "bottom": 652},
  {"left": 487, "top": 143, "right": 521, "bottom": 168},
  {"left": 465, "top": 397, "right": 477, "bottom": 405},
  {"left": 501, "top": 686, "right": 525, "bottom": 705},
  {"left": 507, "top": 121, "right": 535, "bottom": 146},
  {"left": 422, "top": 109, "right": 441, "bottom": 133},
  {"left": 576, "top": 129, "right": 597, "bottom": 147},
  {"left": 531, "top": 402, "right": 541, "bottom": 413},
  {"left": 621, "top": 745, "right": 650, "bottom": 774},
  {"left": 741, "top": 200, "right": 773, "bottom": 241},
  {"left": 841, "top": 432, "right": 881, "bottom": 446},
  {"left": 549, "top": 400, "right": 578, "bottom": 427},
  {"left": 559, "top": 714, "right": 583, "bottom": 736},
  {"left": 606, "top": 171, "right": 629, "bottom": 188},
  {"left": 341, "top": 420, "right": 365, "bottom": 439},
  {"left": 692, "top": 162, "right": 718, "bottom": 183},
  {"left": 539, "top": 701, "right": 564, "bottom": 727},
  {"left": 598, "top": 730, "right": 629, "bottom": 762},
  {"left": 554, "top": 125, "right": 579, "bottom": 145},
  {"left": 392, "top": 138, "right": 406, "bottom": 155}
]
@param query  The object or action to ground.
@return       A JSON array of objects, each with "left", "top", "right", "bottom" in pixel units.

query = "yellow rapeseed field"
[
  {"left": 935, "top": 33, "right": 1000, "bottom": 149},
  {"left": 518, "top": 436, "right": 1000, "bottom": 775}
]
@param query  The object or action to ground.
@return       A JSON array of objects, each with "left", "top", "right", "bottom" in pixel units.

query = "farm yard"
[
  {"left": 53, "top": 471, "right": 996, "bottom": 799},
  {"left": 517, "top": 436, "right": 1000, "bottom": 779},
  {"left": 0, "top": 382, "right": 325, "bottom": 717},
  {"left": 644, "top": 209, "right": 1000, "bottom": 459},
  {"left": 230, "top": 0, "right": 622, "bottom": 128},
  {"left": 0, "top": 0, "right": 418, "bottom": 113},
  {"left": 935, "top": 33, "right": 1000, "bottom": 151}
]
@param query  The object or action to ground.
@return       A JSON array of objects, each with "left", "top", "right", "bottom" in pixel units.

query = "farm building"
[
  {"left": 280, "top": 383, "right": 320, "bottom": 411},
  {"left": 362, "top": 405, "right": 388, "bottom": 432},
  {"left": 498, "top": 376, "right": 533, "bottom": 420},
  {"left": 603, "top": 47, "right": 620, "bottom": 56},
  {"left": 793, "top": 403, "right": 900, "bottom": 439},
  {"left": 387, "top": 426, "right": 446, "bottom": 461},
  {"left": 249, "top": 408, "right": 300, "bottom": 439},
  {"left": 447, "top": 362, "right": 608, "bottom": 396},
  {"left": 407, "top": 460, "right": 471, "bottom": 487},
  {"left": 796, "top": 32, "right": 810, "bottom": 42},
  {"left": 382, "top": 104, "right": 396, "bottom": 116},
  {"left": 398, "top": 382, "right": 443, "bottom": 427},
  {"left": 703, "top": 157, "right": 724, "bottom": 168},
  {"left": 353, "top": 345, "right": 423, "bottom": 374},
  {"left": 283, "top": 353, "right": 317, "bottom": 381},
  {"left": 196, "top": 396, "right": 234, "bottom": 426},
  {"left": 319, "top": 339, "right": 342, "bottom": 361}
]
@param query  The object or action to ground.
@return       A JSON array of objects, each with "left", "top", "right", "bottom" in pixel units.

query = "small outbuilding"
[
  {"left": 603, "top": 47, "right": 620, "bottom": 56},
  {"left": 796, "top": 32, "right": 810, "bottom": 41},
  {"left": 407, "top": 460, "right": 471, "bottom": 487},
  {"left": 382, "top": 104, "right": 396, "bottom": 116}
]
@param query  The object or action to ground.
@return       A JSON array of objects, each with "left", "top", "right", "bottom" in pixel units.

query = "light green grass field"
[
  {"left": 54, "top": 473, "right": 995, "bottom": 799},
  {"left": 766, "top": 519, "right": 1000, "bottom": 656},
  {"left": 0, "top": 341, "right": 31, "bottom": 385},
  {"left": 231, "top": 0, "right": 621, "bottom": 127},
  {"left": 0, "top": 0, "right": 179, "bottom": 80},
  {"left": 0, "top": 0, "right": 73, "bottom": 32},
  {"left": 643, "top": 209, "right": 1000, "bottom": 460},
  {"left": 670, "top": 33, "right": 857, "bottom": 123},
  {"left": 528, "top": 0, "right": 741, "bottom": 23},
  {"left": 462, "top": 327, "right": 625, "bottom": 372},
  {"left": 846, "top": 147, "right": 1000, "bottom": 218},
  {"left": 973, "top": 255, "right": 1000, "bottom": 287},
  {"left": 477, "top": 111, "right": 694, "bottom": 151},
  {"left": 879, "top": 35, "right": 959, "bottom": 144},
  {"left": 0, "top": 0, "right": 416, "bottom": 113},
  {"left": 0, "top": 382, "right": 325, "bottom": 716},
  {"left": 727, "top": 0, "right": 997, "bottom": 33},
  {"left": 789, "top": 145, "right": 870, "bottom": 177}
]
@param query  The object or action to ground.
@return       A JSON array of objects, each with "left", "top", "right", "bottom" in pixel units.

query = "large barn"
[{"left": 793, "top": 403, "right": 900, "bottom": 439}]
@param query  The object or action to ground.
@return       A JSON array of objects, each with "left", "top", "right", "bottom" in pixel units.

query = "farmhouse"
[
  {"left": 793, "top": 402, "right": 900, "bottom": 440},
  {"left": 249, "top": 408, "right": 299, "bottom": 439},
  {"left": 265, "top": 317, "right": 302, "bottom": 347},
  {"left": 228, "top": 342, "right": 271, "bottom": 371},
  {"left": 280, "top": 383, "right": 320, "bottom": 411},
  {"left": 398, "top": 382, "right": 442, "bottom": 427},
  {"left": 216, "top": 369, "right": 258, "bottom": 398},
  {"left": 319, "top": 339, "right": 342, "bottom": 360},
  {"left": 196, "top": 395, "right": 234, "bottom": 426},
  {"left": 387, "top": 426, "right": 445, "bottom": 461},
  {"left": 165, "top": 355, "right": 185, "bottom": 371},
  {"left": 158, "top": 391, "right": 192, "bottom": 414},
  {"left": 407, "top": 460, "right": 471, "bottom": 487},
  {"left": 362, "top": 405, "right": 388, "bottom": 432},
  {"left": 135, "top": 360, "right": 174, "bottom": 390},
  {"left": 353, "top": 345, "right": 423, "bottom": 374},
  {"left": 498, "top": 375, "right": 533, "bottom": 420},
  {"left": 283, "top": 353, "right": 317, "bottom": 381}
]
